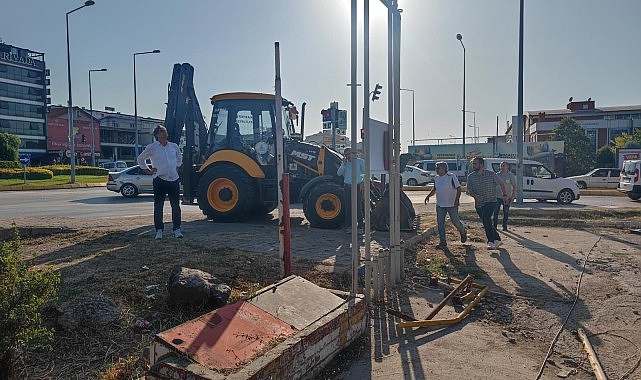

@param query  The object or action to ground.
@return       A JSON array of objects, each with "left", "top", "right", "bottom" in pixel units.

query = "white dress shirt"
[{"left": 137, "top": 141, "right": 183, "bottom": 181}]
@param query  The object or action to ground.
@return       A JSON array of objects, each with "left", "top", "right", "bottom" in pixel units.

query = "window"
[
  {"left": 526, "top": 164, "right": 553, "bottom": 179},
  {"left": 592, "top": 170, "right": 607, "bottom": 177}
]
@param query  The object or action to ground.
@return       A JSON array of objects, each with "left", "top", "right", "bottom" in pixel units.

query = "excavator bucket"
[{"left": 370, "top": 187, "right": 416, "bottom": 231}]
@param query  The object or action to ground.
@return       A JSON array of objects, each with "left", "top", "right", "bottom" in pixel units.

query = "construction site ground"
[{"left": 3, "top": 199, "right": 641, "bottom": 379}]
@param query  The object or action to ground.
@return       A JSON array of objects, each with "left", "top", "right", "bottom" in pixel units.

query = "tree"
[
  {"left": 613, "top": 128, "right": 641, "bottom": 149},
  {"left": 0, "top": 133, "right": 20, "bottom": 162},
  {"left": 0, "top": 230, "right": 60, "bottom": 379},
  {"left": 550, "top": 118, "right": 595, "bottom": 176},
  {"left": 595, "top": 145, "right": 615, "bottom": 167}
]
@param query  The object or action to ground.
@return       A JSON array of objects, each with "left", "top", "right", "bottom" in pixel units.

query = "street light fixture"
[
  {"left": 66, "top": 0, "right": 95, "bottom": 183},
  {"left": 400, "top": 88, "right": 415, "bottom": 146},
  {"left": 133, "top": 49, "right": 161, "bottom": 157},
  {"left": 465, "top": 110, "right": 476, "bottom": 143},
  {"left": 88, "top": 68, "right": 107, "bottom": 166},
  {"left": 456, "top": 33, "right": 466, "bottom": 161}
]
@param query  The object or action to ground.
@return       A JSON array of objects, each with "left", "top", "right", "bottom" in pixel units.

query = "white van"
[
  {"left": 473, "top": 158, "right": 580, "bottom": 204},
  {"left": 99, "top": 161, "right": 128, "bottom": 172},
  {"left": 618, "top": 160, "right": 641, "bottom": 200},
  {"left": 413, "top": 159, "right": 468, "bottom": 180}
]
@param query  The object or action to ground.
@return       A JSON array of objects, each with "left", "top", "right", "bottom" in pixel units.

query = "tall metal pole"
[
  {"left": 456, "top": 33, "right": 466, "bottom": 163},
  {"left": 89, "top": 68, "right": 106, "bottom": 167},
  {"left": 133, "top": 49, "right": 161, "bottom": 157},
  {"left": 349, "top": 0, "right": 359, "bottom": 297},
  {"left": 363, "top": 0, "right": 372, "bottom": 305},
  {"left": 401, "top": 88, "right": 415, "bottom": 146},
  {"left": 516, "top": 0, "right": 525, "bottom": 203},
  {"left": 66, "top": 1, "right": 95, "bottom": 183}
]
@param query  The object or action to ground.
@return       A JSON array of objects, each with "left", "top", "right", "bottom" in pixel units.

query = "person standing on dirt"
[
  {"left": 137, "top": 125, "right": 183, "bottom": 240},
  {"left": 423, "top": 161, "right": 467, "bottom": 250},
  {"left": 467, "top": 156, "right": 508, "bottom": 249},
  {"left": 338, "top": 147, "right": 365, "bottom": 234},
  {"left": 493, "top": 161, "right": 517, "bottom": 231}
]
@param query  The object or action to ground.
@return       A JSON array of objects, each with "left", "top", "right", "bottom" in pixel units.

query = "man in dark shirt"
[{"left": 466, "top": 156, "right": 507, "bottom": 249}]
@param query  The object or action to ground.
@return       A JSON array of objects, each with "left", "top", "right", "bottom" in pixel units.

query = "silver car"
[{"left": 107, "top": 165, "right": 153, "bottom": 197}]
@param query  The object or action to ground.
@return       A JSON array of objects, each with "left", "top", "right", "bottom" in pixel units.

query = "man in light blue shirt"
[{"left": 337, "top": 148, "right": 365, "bottom": 233}]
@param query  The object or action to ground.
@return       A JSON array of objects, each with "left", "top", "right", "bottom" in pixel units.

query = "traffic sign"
[{"left": 19, "top": 153, "right": 31, "bottom": 165}]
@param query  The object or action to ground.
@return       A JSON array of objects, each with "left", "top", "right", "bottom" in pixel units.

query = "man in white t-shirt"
[{"left": 424, "top": 161, "right": 467, "bottom": 250}]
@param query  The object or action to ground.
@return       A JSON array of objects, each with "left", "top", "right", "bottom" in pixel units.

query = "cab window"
[{"left": 526, "top": 164, "right": 553, "bottom": 179}]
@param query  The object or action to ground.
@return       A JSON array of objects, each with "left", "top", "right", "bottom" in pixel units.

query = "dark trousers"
[
  {"left": 493, "top": 197, "right": 511, "bottom": 229},
  {"left": 344, "top": 183, "right": 364, "bottom": 228},
  {"left": 476, "top": 202, "right": 500, "bottom": 243},
  {"left": 153, "top": 177, "right": 181, "bottom": 231}
]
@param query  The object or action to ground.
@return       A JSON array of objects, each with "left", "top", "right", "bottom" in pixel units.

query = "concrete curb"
[{"left": 0, "top": 182, "right": 106, "bottom": 192}]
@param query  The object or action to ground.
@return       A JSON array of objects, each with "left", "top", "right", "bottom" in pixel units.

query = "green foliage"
[
  {"left": 551, "top": 118, "right": 596, "bottom": 176},
  {"left": 41, "top": 165, "right": 108, "bottom": 176},
  {"left": 0, "top": 161, "right": 21, "bottom": 169},
  {"left": 0, "top": 229, "right": 60, "bottom": 377},
  {"left": 0, "top": 168, "right": 54, "bottom": 180},
  {"left": 613, "top": 128, "right": 641, "bottom": 148},
  {"left": 595, "top": 145, "right": 615, "bottom": 167},
  {"left": 0, "top": 134, "right": 20, "bottom": 162}
]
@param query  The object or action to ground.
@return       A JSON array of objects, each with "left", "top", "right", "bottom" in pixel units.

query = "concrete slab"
[{"left": 247, "top": 275, "right": 345, "bottom": 330}]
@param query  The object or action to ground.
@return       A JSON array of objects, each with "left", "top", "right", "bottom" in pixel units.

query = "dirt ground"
[{"left": 5, "top": 208, "right": 641, "bottom": 379}]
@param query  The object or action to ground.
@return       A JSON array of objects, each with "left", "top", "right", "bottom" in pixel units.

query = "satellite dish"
[
  {"left": 588, "top": 97, "right": 591, "bottom": 101},
  {"left": 568, "top": 97, "right": 573, "bottom": 102}
]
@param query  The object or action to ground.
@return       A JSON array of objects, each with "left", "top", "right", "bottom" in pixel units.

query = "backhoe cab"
[{"left": 196, "top": 92, "right": 346, "bottom": 227}]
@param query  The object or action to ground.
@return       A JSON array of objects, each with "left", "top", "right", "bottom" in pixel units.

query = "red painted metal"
[
  {"left": 155, "top": 301, "right": 296, "bottom": 371},
  {"left": 282, "top": 173, "right": 291, "bottom": 276}
]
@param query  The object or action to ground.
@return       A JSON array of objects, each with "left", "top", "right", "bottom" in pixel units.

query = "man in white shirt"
[
  {"left": 424, "top": 161, "right": 467, "bottom": 250},
  {"left": 137, "top": 125, "right": 183, "bottom": 239}
]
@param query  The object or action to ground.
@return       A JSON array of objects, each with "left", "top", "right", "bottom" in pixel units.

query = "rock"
[
  {"left": 55, "top": 293, "right": 121, "bottom": 331},
  {"left": 167, "top": 266, "right": 231, "bottom": 308}
]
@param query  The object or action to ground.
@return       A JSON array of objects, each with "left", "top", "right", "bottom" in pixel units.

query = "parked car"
[
  {"left": 107, "top": 165, "right": 153, "bottom": 197},
  {"left": 618, "top": 160, "right": 641, "bottom": 200},
  {"left": 479, "top": 158, "right": 580, "bottom": 204},
  {"left": 567, "top": 168, "right": 620, "bottom": 189},
  {"left": 401, "top": 165, "right": 433, "bottom": 186},
  {"left": 100, "top": 161, "right": 128, "bottom": 172},
  {"left": 413, "top": 159, "right": 467, "bottom": 181}
]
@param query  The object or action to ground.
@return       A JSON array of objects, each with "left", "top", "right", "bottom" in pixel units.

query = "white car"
[
  {"left": 619, "top": 160, "right": 641, "bottom": 200},
  {"left": 401, "top": 165, "right": 433, "bottom": 186},
  {"left": 481, "top": 158, "right": 580, "bottom": 204},
  {"left": 568, "top": 168, "right": 621, "bottom": 189}
]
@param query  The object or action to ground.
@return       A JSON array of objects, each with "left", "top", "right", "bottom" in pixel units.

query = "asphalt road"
[{"left": 0, "top": 187, "right": 639, "bottom": 221}]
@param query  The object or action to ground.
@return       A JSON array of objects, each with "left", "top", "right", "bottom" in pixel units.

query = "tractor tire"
[
  {"left": 303, "top": 182, "right": 345, "bottom": 229},
  {"left": 197, "top": 163, "right": 257, "bottom": 222}
]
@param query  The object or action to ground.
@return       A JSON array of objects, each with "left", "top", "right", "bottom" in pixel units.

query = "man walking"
[
  {"left": 493, "top": 161, "right": 517, "bottom": 231},
  {"left": 467, "top": 156, "right": 507, "bottom": 249},
  {"left": 424, "top": 161, "right": 467, "bottom": 250},
  {"left": 337, "top": 147, "right": 365, "bottom": 234},
  {"left": 137, "top": 125, "right": 183, "bottom": 240}
]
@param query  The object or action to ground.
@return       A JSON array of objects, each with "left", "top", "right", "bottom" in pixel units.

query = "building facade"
[
  {"left": 510, "top": 99, "right": 641, "bottom": 150},
  {"left": 0, "top": 42, "right": 49, "bottom": 160},
  {"left": 46, "top": 105, "right": 162, "bottom": 165}
]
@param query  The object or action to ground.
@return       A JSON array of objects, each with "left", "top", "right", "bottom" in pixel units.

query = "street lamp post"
[
  {"left": 465, "top": 110, "right": 476, "bottom": 143},
  {"left": 88, "top": 68, "right": 107, "bottom": 166},
  {"left": 456, "top": 33, "right": 466, "bottom": 161},
  {"left": 400, "top": 88, "right": 415, "bottom": 146},
  {"left": 133, "top": 49, "right": 161, "bottom": 157},
  {"left": 66, "top": 0, "right": 95, "bottom": 183}
]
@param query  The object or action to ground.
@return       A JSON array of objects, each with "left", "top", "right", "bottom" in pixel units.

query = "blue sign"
[{"left": 19, "top": 153, "right": 31, "bottom": 165}]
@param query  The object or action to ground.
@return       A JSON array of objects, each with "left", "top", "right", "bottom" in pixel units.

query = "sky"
[{"left": 3, "top": 1, "right": 641, "bottom": 151}]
